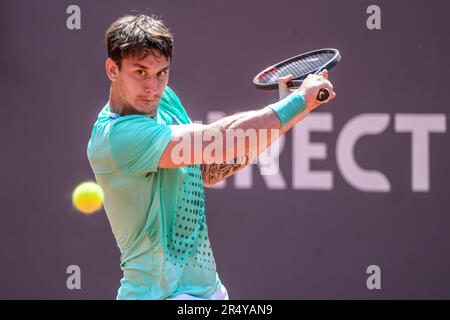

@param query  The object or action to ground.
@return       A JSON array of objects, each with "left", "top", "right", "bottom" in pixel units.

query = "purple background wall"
[{"left": 0, "top": 0, "right": 449, "bottom": 299}]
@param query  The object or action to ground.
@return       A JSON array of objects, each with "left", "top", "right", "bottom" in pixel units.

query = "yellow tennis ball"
[{"left": 72, "top": 181, "right": 104, "bottom": 214}]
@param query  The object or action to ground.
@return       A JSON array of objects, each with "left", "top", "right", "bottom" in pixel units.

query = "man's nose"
[{"left": 144, "top": 78, "right": 158, "bottom": 94}]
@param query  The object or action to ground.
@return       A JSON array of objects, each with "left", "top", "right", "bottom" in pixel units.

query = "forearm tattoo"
[{"left": 201, "top": 155, "right": 250, "bottom": 186}]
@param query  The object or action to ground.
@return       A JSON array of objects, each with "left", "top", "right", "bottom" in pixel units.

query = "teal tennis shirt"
[{"left": 87, "top": 86, "right": 221, "bottom": 299}]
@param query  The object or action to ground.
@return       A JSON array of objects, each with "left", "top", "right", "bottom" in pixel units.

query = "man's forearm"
[
  {"left": 208, "top": 93, "right": 306, "bottom": 161},
  {"left": 160, "top": 73, "right": 334, "bottom": 171},
  {"left": 202, "top": 93, "right": 309, "bottom": 187}
]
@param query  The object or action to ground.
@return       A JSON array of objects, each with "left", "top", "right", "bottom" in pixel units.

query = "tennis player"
[{"left": 87, "top": 14, "right": 335, "bottom": 300}]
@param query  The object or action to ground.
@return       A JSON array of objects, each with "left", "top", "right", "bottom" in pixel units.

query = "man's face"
[{"left": 109, "top": 51, "right": 170, "bottom": 116}]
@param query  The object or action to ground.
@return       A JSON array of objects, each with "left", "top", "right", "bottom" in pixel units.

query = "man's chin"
[{"left": 136, "top": 99, "right": 159, "bottom": 115}]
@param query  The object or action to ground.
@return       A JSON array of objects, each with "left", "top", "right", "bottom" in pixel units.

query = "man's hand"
[{"left": 278, "top": 70, "right": 336, "bottom": 111}]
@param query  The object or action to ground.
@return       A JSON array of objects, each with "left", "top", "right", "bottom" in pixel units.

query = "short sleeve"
[
  {"left": 162, "top": 86, "right": 192, "bottom": 124},
  {"left": 110, "top": 115, "right": 173, "bottom": 175}
]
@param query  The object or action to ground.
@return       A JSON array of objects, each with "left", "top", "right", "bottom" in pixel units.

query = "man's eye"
[
  {"left": 136, "top": 70, "right": 146, "bottom": 77},
  {"left": 158, "top": 70, "right": 167, "bottom": 78}
]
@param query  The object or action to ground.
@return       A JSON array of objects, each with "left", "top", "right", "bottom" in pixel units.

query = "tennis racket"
[{"left": 253, "top": 48, "right": 341, "bottom": 102}]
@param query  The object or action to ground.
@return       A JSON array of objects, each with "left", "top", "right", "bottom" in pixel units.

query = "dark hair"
[{"left": 105, "top": 14, "right": 173, "bottom": 69}]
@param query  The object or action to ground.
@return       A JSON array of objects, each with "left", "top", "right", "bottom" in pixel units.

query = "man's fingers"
[
  {"left": 278, "top": 74, "right": 294, "bottom": 82},
  {"left": 317, "top": 69, "right": 329, "bottom": 80},
  {"left": 278, "top": 74, "right": 295, "bottom": 100},
  {"left": 278, "top": 74, "right": 294, "bottom": 87},
  {"left": 320, "top": 78, "right": 334, "bottom": 92}
]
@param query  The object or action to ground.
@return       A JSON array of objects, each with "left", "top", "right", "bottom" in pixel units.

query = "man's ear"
[{"left": 105, "top": 58, "right": 119, "bottom": 81}]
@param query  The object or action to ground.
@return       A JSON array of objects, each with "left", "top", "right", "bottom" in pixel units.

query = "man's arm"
[
  {"left": 199, "top": 74, "right": 317, "bottom": 187},
  {"left": 158, "top": 71, "right": 335, "bottom": 176},
  {"left": 199, "top": 107, "right": 313, "bottom": 187},
  {"left": 200, "top": 154, "right": 250, "bottom": 187},
  {"left": 158, "top": 106, "right": 282, "bottom": 167}
]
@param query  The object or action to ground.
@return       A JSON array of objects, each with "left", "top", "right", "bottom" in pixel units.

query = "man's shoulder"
[
  {"left": 109, "top": 115, "right": 161, "bottom": 142},
  {"left": 89, "top": 109, "right": 158, "bottom": 148},
  {"left": 162, "top": 86, "right": 182, "bottom": 108},
  {"left": 164, "top": 85, "right": 177, "bottom": 97},
  {"left": 161, "top": 86, "right": 191, "bottom": 124}
]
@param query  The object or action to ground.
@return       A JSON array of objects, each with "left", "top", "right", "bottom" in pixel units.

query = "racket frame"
[{"left": 253, "top": 48, "right": 341, "bottom": 90}]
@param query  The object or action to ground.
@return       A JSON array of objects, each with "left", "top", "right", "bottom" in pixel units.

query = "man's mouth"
[{"left": 139, "top": 97, "right": 159, "bottom": 103}]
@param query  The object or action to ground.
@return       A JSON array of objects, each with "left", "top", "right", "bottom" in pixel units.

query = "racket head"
[{"left": 253, "top": 48, "right": 341, "bottom": 90}]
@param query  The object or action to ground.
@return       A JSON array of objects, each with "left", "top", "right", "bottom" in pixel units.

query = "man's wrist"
[{"left": 268, "top": 92, "right": 306, "bottom": 126}]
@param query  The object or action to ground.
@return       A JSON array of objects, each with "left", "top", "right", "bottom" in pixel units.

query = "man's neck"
[{"left": 108, "top": 89, "right": 126, "bottom": 114}]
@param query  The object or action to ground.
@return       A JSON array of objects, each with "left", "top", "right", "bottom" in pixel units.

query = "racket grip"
[
  {"left": 316, "top": 88, "right": 329, "bottom": 102},
  {"left": 287, "top": 80, "right": 303, "bottom": 88},
  {"left": 287, "top": 81, "right": 329, "bottom": 102}
]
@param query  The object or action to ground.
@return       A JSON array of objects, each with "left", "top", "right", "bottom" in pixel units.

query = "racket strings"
[{"left": 258, "top": 52, "right": 334, "bottom": 84}]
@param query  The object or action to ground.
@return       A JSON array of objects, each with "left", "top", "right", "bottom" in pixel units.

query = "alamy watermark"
[
  {"left": 366, "top": 265, "right": 381, "bottom": 290},
  {"left": 66, "top": 5, "right": 81, "bottom": 30},
  {"left": 66, "top": 265, "right": 81, "bottom": 290},
  {"left": 170, "top": 128, "right": 281, "bottom": 175},
  {"left": 366, "top": 5, "right": 381, "bottom": 30}
]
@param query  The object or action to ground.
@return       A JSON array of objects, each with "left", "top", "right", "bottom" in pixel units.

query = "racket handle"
[
  {"left": 287, "top": 80, "right": 303, "bottom": 88},
  {"left": 287, "top": 81, "right": 329, "bottom": 102},
  {"left": 316, "top": 88, "right": 329, "bottom": 102}
]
